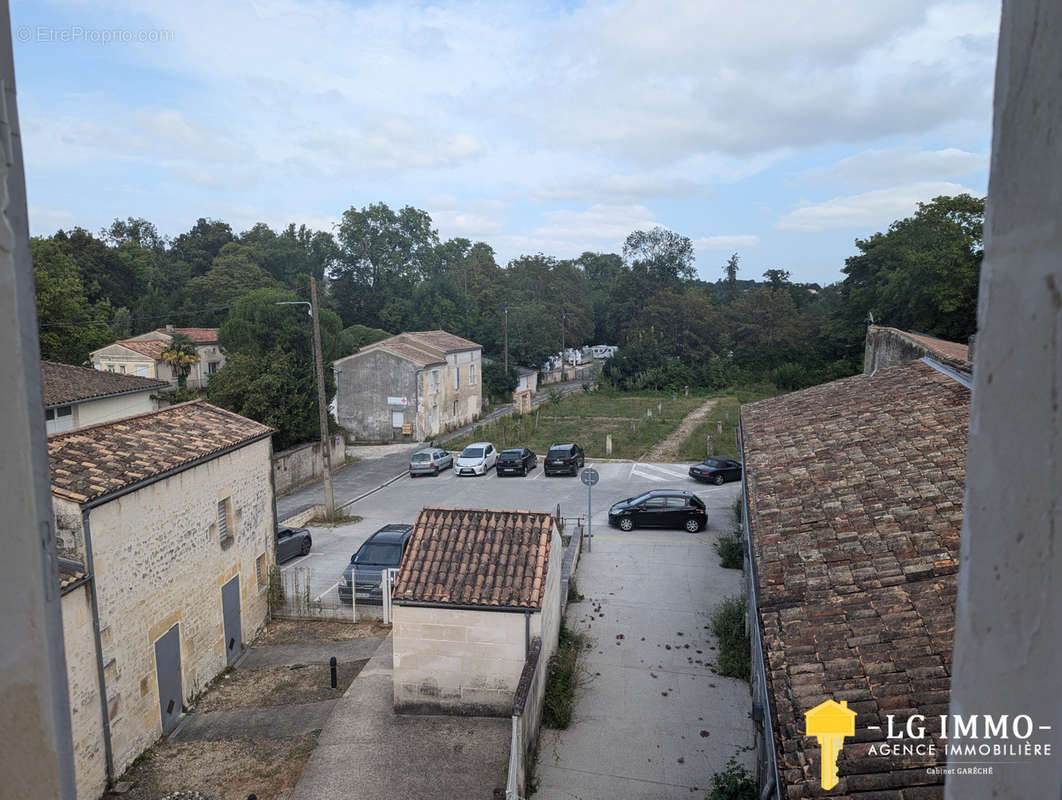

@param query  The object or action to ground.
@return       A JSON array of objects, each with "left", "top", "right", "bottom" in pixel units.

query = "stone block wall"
[
  {"left": 61, "top": 586, "right": 107, "bottom": 800},
  {"left": 272, "top": 434, "right": 345, "bottom": 496}
]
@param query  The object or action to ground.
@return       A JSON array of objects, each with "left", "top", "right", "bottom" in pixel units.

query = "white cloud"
[
  {"left": 775, "top": 181, "right": 977, "bottom": 232},
  {"left": 800, "top": 147, "right": 988, "bottom": 190},
  {"left": 694, "top": 235, "right": 760, "bottom": 251}
]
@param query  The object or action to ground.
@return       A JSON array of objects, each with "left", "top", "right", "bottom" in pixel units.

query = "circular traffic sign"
[{"left": 581, "top": 467, "right": 600, "bottom": 486}]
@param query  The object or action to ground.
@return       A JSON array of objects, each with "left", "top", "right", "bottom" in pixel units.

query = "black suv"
[
  {"left": 608, "top": 490, "right": 707, "bottom": 533},
  {"left": 497, "top": 447, "right": 537, "bottom": 476},
  {"left": 544, "top": 443, "right": 584, "bottom": 476},
  {"left": 339, "top": 524, "right": 413, "bottom": 605}
]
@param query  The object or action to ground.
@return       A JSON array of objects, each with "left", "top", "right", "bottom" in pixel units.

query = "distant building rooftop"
[
  {"left": 153, "top": 327, "right": 219, "bottom": 344},
  {"left": 864, "top": 325, "right": 971, "bottom": 376},
  {"left": 393, "top": 507, "right": 554, "bottom": 610},
  {"left": 336, "top": 330, "right": 482, "bottom": 369},
  {"left": 41, "top": 361, "right": 168, "bottom": 408},
  {"left": 741, "top": 359, "right": 969, "bottom": 798},
  {"left": 49, "top": 401, "right": 273, "bottom": 505}
]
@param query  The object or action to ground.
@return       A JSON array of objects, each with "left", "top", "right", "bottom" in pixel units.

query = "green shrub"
[
  {"left": 543, "top": 623, "right": 585, "bottom": 729},
  {"left": 714, "top": 533, "right": 744, "bottom": 570},
  {"left": 711, "top": 596, "right": 751, "bottom": 682},
  {"left": 708, "top": 757, "right": 757, "bottom": 800}
]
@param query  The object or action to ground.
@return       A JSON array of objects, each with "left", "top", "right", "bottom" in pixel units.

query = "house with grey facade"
[{"left": 333, "top": 330, "right": 482, "bottom": 442}]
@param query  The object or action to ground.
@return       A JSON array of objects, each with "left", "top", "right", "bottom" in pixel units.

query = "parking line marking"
[
  {"left": 314, "top": 581, "right": 339, "bottom": 601},
  {"left": 280, "top": 553, "right": 323, "bottom": 571}
]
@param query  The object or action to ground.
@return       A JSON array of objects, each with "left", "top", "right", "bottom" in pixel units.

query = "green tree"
[
  {"left": 160, "top": 333, "right": 199, "bottom": 389},
  {"left": 722, "top": 253, "right": 740, "bottom": 303},
  {"left": 32, "top": 237, "right": 114, "bottom": 364},
  {"left": 337, "top": 324, "right": 391, "bottom": 358},
  {"left": 185, "top": 242, "right": 281, "bottom": 312},
  {"left": 622, "top": 227, "right": 696, "bottom": 283},
  {"left": 841, "top": 194, "right": 984, "bottom": 340},
  {"left": 209, "top": 288, "right": 342, "bottom": 450}
]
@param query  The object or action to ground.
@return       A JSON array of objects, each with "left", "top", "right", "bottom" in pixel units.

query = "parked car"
[
  {"left": 607, "top": 490, "right": 707, "bottom": 533},
  {"left": 689, "top": 457, "right": 742, "bottom": 485},
  {"left": 275, "top": 525, "right": 313, "bottom": 563},
  {"left": 338, "top": 524, "right": 414, "bottom": 605},
  {"left": 409, "top": 447, "right": 454, "bottom": 476},
  {"left": 455, "top": 442, "right": 498, "bottom": 476},
  {"left": 544, "top": 442, "right": 584, "bottom": 476},
  {"left": 497, "top": 447, "right": 537, "bottom": 476}
]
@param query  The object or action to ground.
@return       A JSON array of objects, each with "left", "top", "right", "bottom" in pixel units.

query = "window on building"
[
  {"left": 217, "top": 498, "right": 232, "bottom": 543},
  {"left": 452, "top": 400, "right": 457, "bottom": 419},
  {"left": 135, "top": 365, "right": 149, "bottom": 377},
  {"left": 45, "top": 405, "right": 74, "bottom": 435},
  {"left": 468, "top": 363, "right": 476, "bottom": 385},
  {"left": 392, "top": 410, "right": 405, "bottom": 428},
  {"left": 453, "top": 367, "right": 460, "bottom": 389},
  {"left": 256, "top": 554, "right": 267, "bottom": 588},
  {"left": 118, "top": 365, "right": 126, "bottom": 373},
  {"left": 207, "top": 361, "right": 219, "bottom": 374}
]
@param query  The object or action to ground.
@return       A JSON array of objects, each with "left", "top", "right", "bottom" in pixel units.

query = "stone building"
[
  {"left": 739, "top": 336, "right": 970, "bottom": 799},
  {"left": 391, "top": 507, "right": 562, "bottom": 716},
  {"left": 41, "top": 361, "right": 169, "bottom": 434},
  {"left": 49, "top": 401, "right": 275, "bottom": 798},
  {"left": 90, "top": 326, "right": 225, "bottom": 390},
  {"left": 333, "top": 330, "right": 482, "bottom": 442}
]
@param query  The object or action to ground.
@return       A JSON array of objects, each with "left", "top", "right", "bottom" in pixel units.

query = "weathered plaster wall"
[
  {"left": 61, "top": 586, "right": 107, "bottom": 800},
  {"left": 946, "top": 3, "right": 1062, "bottom": 798},
  {"left": 272, "top": 434, "right": 345, "bottom": 496},
  {"left": 74, "top": 392, "right": 157, "bottom": 429},
  {"left": 335, "top": 349, "right": 419, "bottom": 442}
]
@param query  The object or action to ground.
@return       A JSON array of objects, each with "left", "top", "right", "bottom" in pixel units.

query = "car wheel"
[
  {"left": 520, "top": 466, "right": 527, "bottom": 476},
  {"left": 619, "top": 517, "right": 634, "bottom": 532},
  {"left": 433, "top": 466, "right": 439, "bottom": 475},
  {"left": 712, "top": 474, "right": 724, "bottom": 485},
  {"left": 301, "top": 538, "right": 312, "bottom": 554},
  {"left": 684, "top": 518, "right": 702, "bottom": 533}
]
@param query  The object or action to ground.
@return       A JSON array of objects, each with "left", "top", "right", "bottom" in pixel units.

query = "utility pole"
[
  {"left": 561, "top": 309, "right": 567, "bottom": 357},
  {"left": 504, "top": 306, "right": 510, "bottom": 375},
  {"left": 310, "top": 277, "right": 335, "bottom": 521}
]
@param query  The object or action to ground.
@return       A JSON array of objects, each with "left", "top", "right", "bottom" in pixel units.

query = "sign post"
[{"left": 581, "top": 467, "right": 599, "bottom": 552}]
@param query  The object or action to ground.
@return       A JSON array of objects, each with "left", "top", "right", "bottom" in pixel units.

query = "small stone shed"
[{"left": 391, "top": 507, "right": 563, "bottom": 716}]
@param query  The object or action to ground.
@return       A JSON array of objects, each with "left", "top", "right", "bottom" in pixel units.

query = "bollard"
[
  {"left": 330, "top": 656, "right": 337, "bottom": 689},
  {"left": 717, "top": 420, "right": 723, "bottom": 434},
  {"left": 647, "top": 408, "right": 652, "bottom": 418},
  {"left": 605, "top": 433, "right": 612, "bottom": 456}
]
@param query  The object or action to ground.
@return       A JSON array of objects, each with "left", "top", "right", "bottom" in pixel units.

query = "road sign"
[{"left": 581, "top": 467, "right": 599, "bottom": 486}]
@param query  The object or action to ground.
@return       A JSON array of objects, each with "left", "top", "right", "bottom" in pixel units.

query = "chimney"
[{"left": 165, "top": 324, "right": 174, "bottom": 334}]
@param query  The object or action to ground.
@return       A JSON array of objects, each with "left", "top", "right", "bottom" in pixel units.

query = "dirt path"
[{"left": 642, "top": 397, "right": 719, "bottom": 462}]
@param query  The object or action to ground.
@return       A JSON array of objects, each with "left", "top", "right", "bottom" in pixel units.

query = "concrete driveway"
[{"left": 534, "top": 481, "right": 754, "bottom": 799}]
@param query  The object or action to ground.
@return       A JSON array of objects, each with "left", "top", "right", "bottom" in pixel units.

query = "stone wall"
[
  {"left": 61, "top": 586, "right": 107, "bottom": 800},
  {"left": 272, "top": 434, "right": 345, "bottom": 496},
  {"left": 78, "top": 438, "right": 275, "bottom": 779},
  {"left": 335, "top": 349, "right": 419, "bottom": 442}
]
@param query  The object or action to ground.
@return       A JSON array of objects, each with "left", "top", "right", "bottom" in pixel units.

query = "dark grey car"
[
  {"left": 275, "top": 525, "right": 312, "bottom": 563},
  {"left": 338, "top": 524, "right": 413, "bottom": 604}
]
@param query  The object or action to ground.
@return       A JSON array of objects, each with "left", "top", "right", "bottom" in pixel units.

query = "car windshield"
[
  {"left": 411, "top": 453, "right": 430, "bottom": 462},
  {"left": 353, "top": 543, "right": 402, "bottom": 566},
  {"left": 500, "top": 450, "right": 521, "bottom": 459},
  {"left": 629, "top": 492, "right": 653, "bottom": 505},
  {"left": 461, "top": 447, "right": 484, "bottom": 458}
]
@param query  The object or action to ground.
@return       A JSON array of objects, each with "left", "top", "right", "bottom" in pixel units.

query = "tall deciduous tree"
[{"left": 622, "top": 227, "right": 696, "bottom": 283}]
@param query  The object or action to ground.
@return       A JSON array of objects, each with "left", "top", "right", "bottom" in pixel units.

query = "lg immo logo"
[{"left": 805, "top": 700, "right": 856, "bottom": 789}]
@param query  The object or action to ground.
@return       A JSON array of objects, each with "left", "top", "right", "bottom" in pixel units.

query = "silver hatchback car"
[{"left": 409, "top": 447, "right": 454, "bottom": 476}]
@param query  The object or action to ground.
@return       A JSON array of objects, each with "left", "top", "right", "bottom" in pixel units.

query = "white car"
[{"left": 455, "top": 442, "right": 498, "bottom": 476}]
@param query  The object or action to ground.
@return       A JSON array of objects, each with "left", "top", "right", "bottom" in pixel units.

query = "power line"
[{"left": 38, "top": 303, "right": 237, "bottom": 329}]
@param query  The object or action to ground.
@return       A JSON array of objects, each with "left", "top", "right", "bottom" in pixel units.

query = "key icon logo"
[{"left": 805, "top": 699, "right": 857, "bottom": 790}]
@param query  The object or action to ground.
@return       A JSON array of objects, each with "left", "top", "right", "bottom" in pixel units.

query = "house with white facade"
[
  {"left": 41, "top": 361, "right": 168, "bottom": 434},
  {"left": 50, "top": 401, "right": 275, "bottom": 798},
  {"left": 90, "top": 326, "right": 225, "bottom": 390}
]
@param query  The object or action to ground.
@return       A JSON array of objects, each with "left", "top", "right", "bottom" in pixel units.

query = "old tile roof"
[
  {"left": 403, "top": 330, "right": 481, "bottom": 353},
  {"left": 49, "top": 401, "right": 273, "bottom": 505},
  {"left": 394, "top": 507, "right": 554, "bottom": 609},
  {"left": 340, "top": 329, "right": 481, "bottom": 368},
  {"left": 112, "top": 339, "right": 169, "bottom": 359},
  {"left": 741, "top": 360, "right": 969, "bottom": 799},
  {"left": 59, "top": 564, "right": 87, "bottom": 592},
  {"left": 41, "top": 361, "right": 168, "bottom": 407},
  {"left": 154, "top": 327, "right": 219, "bottom": 344}
]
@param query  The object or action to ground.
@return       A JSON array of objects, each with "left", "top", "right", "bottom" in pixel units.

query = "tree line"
[{"left": 32, "top": 194, "right": 984, "bottom": 449}]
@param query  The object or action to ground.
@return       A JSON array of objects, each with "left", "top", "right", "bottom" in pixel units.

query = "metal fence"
[{"left": 269, "top": 564, "right": 399, "bottom": 623}]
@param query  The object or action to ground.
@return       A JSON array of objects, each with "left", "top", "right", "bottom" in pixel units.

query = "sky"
[{"left": 12, "top": 0, "right": 1000, "bottom": 286}]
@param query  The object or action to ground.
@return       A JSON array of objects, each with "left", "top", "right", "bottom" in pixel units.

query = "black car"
[
  {"left": 544, "top": 443, "right": 584, "bottom": 476},
  {"left": 338, "top": 524, "right": 413, "bottom": 605},
  {"left": 608, "top": 490, "right": 707, "bottom": 533},
  {"left": 275, "top": 525, "right": 312, "bottom": 563},
  {"left": 689, "top": 457, "right": 742, "bottom": 485},
  {"left": 497, "top": 447, "right": 537, "bottom": 476}
]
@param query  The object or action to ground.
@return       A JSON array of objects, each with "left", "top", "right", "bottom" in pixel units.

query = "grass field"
[
  {"left": 676, "top": 388, "right": 779, "bottom": 462},
  {"left": 446, "top": 389, "right": 709, "bottom": 461}
]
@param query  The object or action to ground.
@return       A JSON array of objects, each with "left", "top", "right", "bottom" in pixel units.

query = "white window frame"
[
  {"left": 453, "top": 367, "right": 460, "bottom": 390},
  {"left": 468, "top": 363, "right": 476, "bottom": 385}
]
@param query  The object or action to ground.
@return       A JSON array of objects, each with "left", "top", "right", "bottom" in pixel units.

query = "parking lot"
[{"left": 280, "top": 459, "right": 739, "bottom": 609}]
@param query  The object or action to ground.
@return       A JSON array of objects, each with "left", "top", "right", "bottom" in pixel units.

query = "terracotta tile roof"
[
  {"left": 900, "top": 330, "right": 969, "bottom": 363},
  {"left": 48, "top": 401, "right": 273, "bottom": 505},
  {"left": 59, "top": 564, "right": 87, "bottom": 592},
  {"left": 403, "top": 330, "right": 481, "bottom": 353},
  {"left": 113, "top": 339, "right": 169, "bottom": 359},
  {"left": 741, "top": 360, "right": 969, "bottom": 799},
  {"left": 155, "top": 327, "right": 219, "bottom": 344},
  {"left": 376, "top": 340, "right": 447, "bottom": 367},
  {"left": 394, "top": 507, "right": 554, "bottom": 609},
  {"left": 41, "top": 361, "right": 168, "bottom": 407}
]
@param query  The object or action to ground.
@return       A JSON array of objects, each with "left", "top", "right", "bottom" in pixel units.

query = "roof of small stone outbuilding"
[
  {"left": 41, "top": 360, "right": 168, "bottom": 407},
  {"left": 393, "top": 507, "right": 554, "bottom": 609},
  {"left": 48, "top": 401, "right": 273, "bottom": 505},
  {"left": 740, "top": 359, "right": 969, "bottom": 799}
]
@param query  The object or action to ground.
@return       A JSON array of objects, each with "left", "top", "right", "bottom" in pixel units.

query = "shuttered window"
[{"left": 218, "top": 499, "right": 231, "bottom": 541}]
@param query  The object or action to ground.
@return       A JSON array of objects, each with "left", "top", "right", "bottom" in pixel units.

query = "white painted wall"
[{"left": 73, "top": 391, "right": 158, "bottom": 429}]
